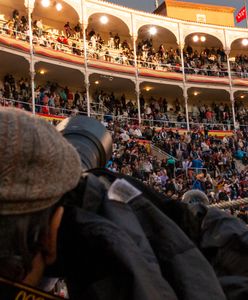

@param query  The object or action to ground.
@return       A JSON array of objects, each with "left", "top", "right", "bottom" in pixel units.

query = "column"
[
  {"left": 131, "top": 13, "right": 140, "bottom": 124},
  {"left": 85, "top": 75, "right": 90, "bottom": 117},
  {"left": 225, "top": 48, "right": 236, "bottom": 128},
  {"left": 178, "top": 24, "right": 189, "bottom": 131},
  {"left": 135, "top": 81, "right": 141, "bottom": 124},
  {"left": 133, "top": 35, "right": 141, "bottom": 124},
  {"left": 82, "top": 22, "right": 90, "bottom": 117},
  {"left": 30, "top": 62, "right": 36, "bottom": 114},
  {"left": 179, "top": 42, "right": 186, "bottom": 83},
  {"left": 183, "top": 88, "right": 190, "bottom": 131},
  {"left": 230, "top": 92, "right": 236, "bottom": 129},
  {"left": 27, "top": 1, "right": 35, "bottom": 114}
]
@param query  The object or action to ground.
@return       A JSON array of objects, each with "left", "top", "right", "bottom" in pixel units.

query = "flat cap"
[{"left": 0, "top": 108, "right": 82, "bottom": 215}]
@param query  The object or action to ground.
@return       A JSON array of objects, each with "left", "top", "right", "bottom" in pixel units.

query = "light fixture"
[
  {"left": 200, "top": 36, "right": 206, "bottom": 42},
  {"left": 242, "top": 38, "right": 248, "bottom": 46},
  {"left": 40, "top": 70, "right": 45, "bottom": 75},
  {"left": 145, "top": 87, "right": 151, "bottom": 92},
  {"left": 41, "top": 0, "right": 50, "bottom": 8},
  {"left": 95, "top": 81, "right": 99, "bottom": 85},
  {"left": 241, "top": 95, "right": 245, "bottom": 99},
  {"left": 100, "top": 16, "right": 108, "bottom": 24},
  {"left": 149, "top": 27, "right": 157, "bottom": 35},
  {"left": 193, "top": 35, "right": 199, "bottom": 42},
  {"left": 193, "top": 91, "right": 199, "bottom": 96},
  {"left": 56, "top": 2, "right": 62, "bottom": 11}
]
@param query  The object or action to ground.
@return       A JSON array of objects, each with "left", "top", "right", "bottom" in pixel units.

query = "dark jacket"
[{"left": 47, "top": 170, "right": 248, "bottom": 300}]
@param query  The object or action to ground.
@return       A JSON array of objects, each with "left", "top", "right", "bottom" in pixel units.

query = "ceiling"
[
  {"left": 187, "top": 87, "right": 230, "bottom": 103},
  {"left": 88, "top": 13, "right": 130, "bottom": 37},
  {"left": 138, "top": 25, "right": 177, "bottom": 46},
  {"left": 0, "top": 51, "right": 29, "bottom": 79},
  {"left": 185, "top": 32, "right": 223, "bottom": 49},
  {"left": 36, "top": 62, "right": 84, "bottom": 90},
  {"left": 89, "top": 73, "right": 135, "bottom": 99}
]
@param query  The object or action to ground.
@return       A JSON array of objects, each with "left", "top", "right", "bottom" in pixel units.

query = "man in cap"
[{"left": 0, "top": 107, "right": 82, "bottom": 286}]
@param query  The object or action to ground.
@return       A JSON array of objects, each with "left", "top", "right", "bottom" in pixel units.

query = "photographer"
[
  {"left": 0, "top": 108, "right": 178, "bottom": 300},
  {"left": 0, "top": 108, "right": 82, "bottom": 287},
  {"left": 0, "top": 108, "right": 248, "bottom": 300}
]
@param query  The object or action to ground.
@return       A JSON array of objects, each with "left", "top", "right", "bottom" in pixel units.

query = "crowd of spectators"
[
  {"left": 106, "top": 120, "right": 248, "bottom": 223},
  {"left": 0, "top": 73, "right": 248, "bottom": 223},
  {"left": 1, "top": 9, "right": 248, "bottom": 78},
  {"left": 3, "top": 73, "right": 248, "bottom": 133},
  {"left": 0, "top": 73, "right": 88, "bottom": 116}
]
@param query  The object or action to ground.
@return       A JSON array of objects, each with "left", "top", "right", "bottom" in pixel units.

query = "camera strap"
[{"left": 0, "top": 277, "right": 63, "bottom": 300}]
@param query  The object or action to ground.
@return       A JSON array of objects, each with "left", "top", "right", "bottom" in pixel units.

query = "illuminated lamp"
[
  {"left": 41, "top": 0, "right": 50, "bottom": 8},
  {"left": 56, "top": 3, "right": 62, "bottom": 11},
  {"left": 200, "top": 36, "right": 206, "bottom": 42},
  {"left": 149, "top": 27, "right": 157, "bottom": 35},
  {"left": 193, "top": 35, "right": 199, "bottom": 42},
  {"left": 100, "top": 16, "right": 108, "bottom": 25},
  {"left": 242, "top": 39, "right": 248, "bottom": 46},
  {"left": 95, "top": 81, "right": 99, "bottom": 85}
]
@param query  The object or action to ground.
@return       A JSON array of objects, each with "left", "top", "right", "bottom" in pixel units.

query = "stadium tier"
[{"left": 0, "top": 0, "right": 248, "bottom": 131}]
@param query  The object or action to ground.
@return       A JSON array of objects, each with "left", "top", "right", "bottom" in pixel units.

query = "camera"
[{"left": 57, "top": 115, "right": 113, "bottom": 171}]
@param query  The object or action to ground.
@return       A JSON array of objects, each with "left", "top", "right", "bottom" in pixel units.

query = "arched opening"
[
  {"left": 0, "top": 0, "right": 26, "bottom": 20},
  {"left": 89, "top": 73, "right": 136, "bottom": 119},
  {"left": 86, "top": 13, "right": 132, "bottom": 65},
  {"left": 230, "top": 38, "right": 248, "bottom": 80},
  {"left": 187, "top": 87, "right": 231, "bottom": 129},
  {"left": 0, "top": 0, "right": 27, "bottom": 40},
  {"left": 35, "top": 61, "right": 86, "bottom": 115},
  {"left": 230, "top": 38, "right": 248, "bottom": 58},
  {"left": 234, "top": 90, "right": 248, "bottom": 129},
  {"left": 31, "top": 1, "right": 81, "bottom": 57},
  {"left": 137, "top": 25, "right": 179, "bottom": 71},
  {"left": 33, "top": 0, "right": 79, "bottom": 33},
  {"left": 140, "top": 81, "right": 184, "bottom": 127},
  {"left": 0, "top": 51, "right": 30, "bottom": 109},
  {"left": 184, "top": 33, "right": 226, "bottom": 78}
]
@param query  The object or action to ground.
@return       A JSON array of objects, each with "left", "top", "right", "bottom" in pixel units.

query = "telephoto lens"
[{"left": 57, "top": 116, "right": 112, "bottom": 171}]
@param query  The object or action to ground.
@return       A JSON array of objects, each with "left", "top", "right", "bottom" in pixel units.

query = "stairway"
[{"left": 150, "top": 144, "right": 177, "bottom": 162}]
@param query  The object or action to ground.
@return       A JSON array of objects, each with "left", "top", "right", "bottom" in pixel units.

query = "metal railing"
[
  {"left": 0, "top": 97, "right": 239, "bottom": 131},
  {"left": 0, "top": 19, "right": 85, "bottom": 56},
  {"left": 1, "top": 19, "right": 248, "bottom": 81}
]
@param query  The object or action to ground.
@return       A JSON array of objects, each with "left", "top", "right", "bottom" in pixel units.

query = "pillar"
[
  {"left": 225, "top": 48, "right": 236, "bottom": 128},
  {"left": 183, "top": 88, "right": 190, "bottom": 131},
  {"left": 26, "top": 1, "right": 35, "bottom": 114},
  {"left": 230, "top": 92, "right": 236, "bottom": 129},
  {"left": 85, "top": 75, "right": 90, "bottom": 117},
  {"left": 135, "top": 81, "right": 141, "bottom": 124}
]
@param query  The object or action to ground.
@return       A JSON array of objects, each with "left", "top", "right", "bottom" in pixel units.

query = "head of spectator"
[{"left": 0, "top": 108, "right": 81, "bottom": 285}]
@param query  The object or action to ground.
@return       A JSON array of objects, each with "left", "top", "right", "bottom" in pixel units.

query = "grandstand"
[{"left": 0, "top": 0, "right": 248, "bottom": 224}]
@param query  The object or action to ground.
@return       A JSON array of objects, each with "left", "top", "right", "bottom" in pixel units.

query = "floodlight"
[
  {"left": 242, "top": 39, "right": 248, "bottom": 46},
  {"left": 149, "top": 27, "right": 157, "bottom": 35},
  {"left": 41, "top": 0, "right": 50, "bottom": 8},
  {"left": 193, "top": 35, "right": 199, "bottom": 42},
  {"left": 100, "top": 16, "right": 108, "bottom": 24},
  {"left": 56, "top": 3, "right": 63, "bottom": 11}
]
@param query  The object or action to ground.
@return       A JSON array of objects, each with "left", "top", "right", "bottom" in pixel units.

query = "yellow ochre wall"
[{"left": 166, "top": 1, "right": 235, "bottom": 27}]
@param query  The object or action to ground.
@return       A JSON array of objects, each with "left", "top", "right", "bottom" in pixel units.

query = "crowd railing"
[
  {"left": 0, "top": 19, "right": 85, "bottom": 57},
  {"left": 1, "top": 18, "right": 248, "bottom": 84},
  {"left": 0, "top": 97, "right": 238, "bottom": 132}
]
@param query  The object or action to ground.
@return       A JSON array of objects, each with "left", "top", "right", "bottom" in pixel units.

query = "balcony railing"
[
  {"left": 0, "top": 97, "right": 236, "bottom": 132},
  {"left": 0, "top": 19, "right": 248, "bottom": 86}
]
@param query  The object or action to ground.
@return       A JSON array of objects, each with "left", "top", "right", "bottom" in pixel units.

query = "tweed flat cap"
[{"left": 0, "top": 108, "right": 82, "bottom": 215}]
